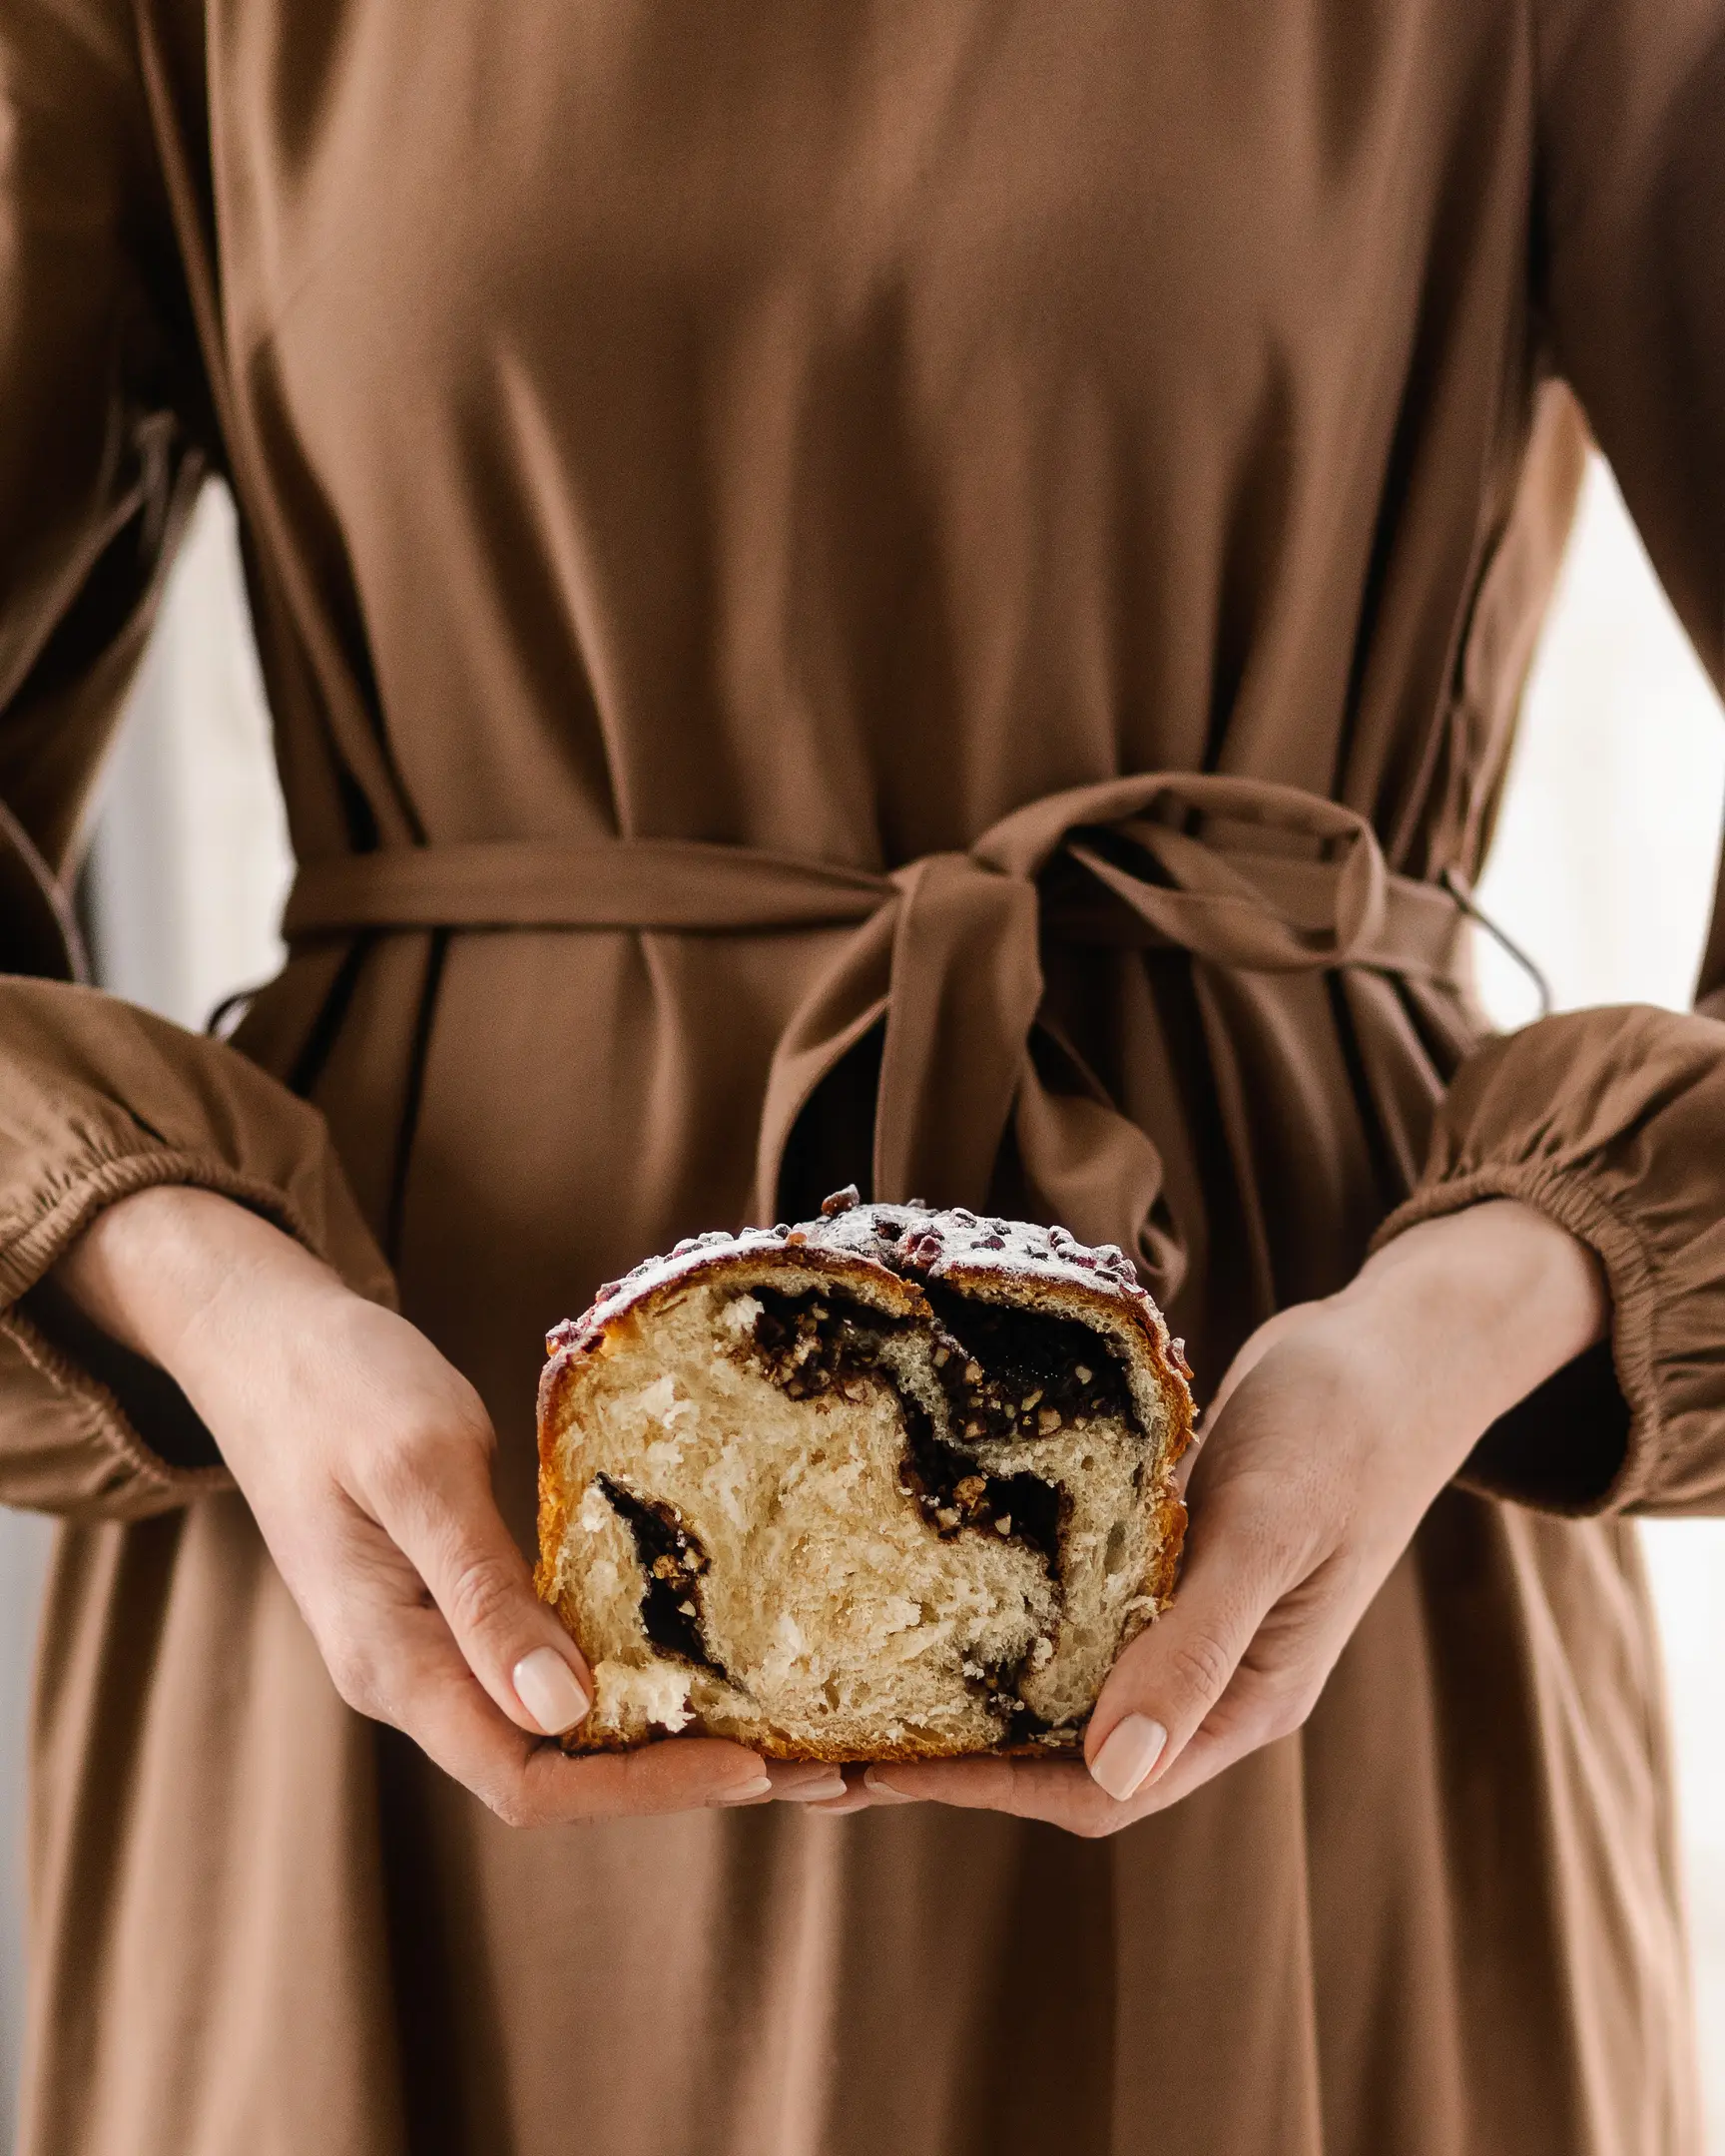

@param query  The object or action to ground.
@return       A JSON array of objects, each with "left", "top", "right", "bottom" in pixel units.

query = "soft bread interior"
[{"left": 542, "top": 1262, "right": 1172, "bottom": 1757}]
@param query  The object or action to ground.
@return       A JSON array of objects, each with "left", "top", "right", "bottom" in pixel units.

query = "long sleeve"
[
  {"left": 1374, "top": 0, "right": 1725, "bottom": 1517},
  {"left": 0, "top": 0, "right": 389, "bottom": 1521}
]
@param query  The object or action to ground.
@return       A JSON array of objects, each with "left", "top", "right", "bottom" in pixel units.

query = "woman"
[{"left": 1, "top": 0, "right": 1720, "bottom": 2149}]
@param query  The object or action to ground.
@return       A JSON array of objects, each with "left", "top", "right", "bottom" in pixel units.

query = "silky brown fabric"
[{"left": 2, "top": 0, "right": 1723, "bottom": 2150}]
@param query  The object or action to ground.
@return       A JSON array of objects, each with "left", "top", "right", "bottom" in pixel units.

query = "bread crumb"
[
  {"left": 717, "top": 1293, "right": 763, "bottom": 1337},
  {"left": 635, "top": 1373, "right": 699, "bottom": 1429},
  {"left": 595, "top": 1658, "right": 693, "bottom": 1734}
]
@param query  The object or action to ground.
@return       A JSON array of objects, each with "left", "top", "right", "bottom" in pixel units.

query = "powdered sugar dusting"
[
  {"left": 546, "top": 1189, "right": 1175, "bottom": 1361},
  {"left": 811, "top": 1191, "right": 1154, "bottom": 1308}
]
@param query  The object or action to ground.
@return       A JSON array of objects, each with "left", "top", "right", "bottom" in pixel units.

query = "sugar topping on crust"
[{"left": 547, "top": 1187, "right": 1194, "bottom": 1382}]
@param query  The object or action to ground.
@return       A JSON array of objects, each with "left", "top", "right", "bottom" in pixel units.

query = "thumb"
[
  {"left": 368, "top": 1435, "right": 595, "bottom": 1740},
  {"left": 1083, "top": 1480, "right": 1286, "bottom": 1803}
]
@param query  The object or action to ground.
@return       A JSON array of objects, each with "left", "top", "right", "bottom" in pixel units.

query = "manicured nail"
[
  {"left": 862, "top": 1768, "right": 921, "bottom": 1805},
  {"left": 512, "top": 1647, "right": 590, "bottom": 1735},
  {"left": 774, "top": 1773, "right": 848, "bottom": 1804},
  {"left": 1089, "top": 1715, "right": 1167, "bottom": 1802},
  {"left": 714, "top": 1776, "right": 775, "bottom": 1805}
]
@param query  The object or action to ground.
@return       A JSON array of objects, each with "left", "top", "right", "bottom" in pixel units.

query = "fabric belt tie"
[{"left": 284, "top": 774, "right": 1466, "bottom": 1290}]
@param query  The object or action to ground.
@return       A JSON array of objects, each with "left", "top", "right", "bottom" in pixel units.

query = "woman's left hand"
[{"left": 843, "top": 1198, "right": 1608, "bottom": 1833}]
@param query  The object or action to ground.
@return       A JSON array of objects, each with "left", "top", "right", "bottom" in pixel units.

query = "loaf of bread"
[{"left": 535, "top": 1190, "right": 1194, "bottom": 1761}]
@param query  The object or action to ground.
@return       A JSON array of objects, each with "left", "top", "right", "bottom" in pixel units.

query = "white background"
[{"left": 0, "top": 458, "right": 1720, "bottom": 2144}]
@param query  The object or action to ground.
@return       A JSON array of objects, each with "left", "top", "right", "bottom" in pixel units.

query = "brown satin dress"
[{"left": 3, "top": 0, "right": 1724, "bottom": 2150}]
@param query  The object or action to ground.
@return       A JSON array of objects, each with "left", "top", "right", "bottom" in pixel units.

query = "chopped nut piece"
[
  {"left": 1038, "top": 1405, "right": 1063, "bottom": 1434},
  {"left": 994, "top": 1515, "right": 1012, "bottom": 1535},
  {"left": 935, "top": 1506, "right": 961, "bottom": 1529},
  {"left": 1020, "top": 1388, "right": 1043, "bottom": 1411},
  {"left": 964, "top": 1419, "right": 985, "bottom": 1439},
  {"left": 963, "top": 1360, "right": 983, "bottom": 1385},
  {"left": 678, "top": 1600, "right": 697, "bottom": 1618},
  {"left": 1074, "top": 1363, "right": 1093, "bottom": 1384},
  {"left": 954, "top": 1475, "right": 987, "bottom": 1507}
]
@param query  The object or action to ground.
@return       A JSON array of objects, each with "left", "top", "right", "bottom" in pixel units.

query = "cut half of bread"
[{"left": 536, "top": 1190, "right": 1194, "bottom": 1761}]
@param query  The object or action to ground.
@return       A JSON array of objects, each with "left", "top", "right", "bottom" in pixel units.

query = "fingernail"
[
  {"left": 512, "top": 1647, "right": 591, "bottom": 1735},
  {"left": 862, "top": 1767, "right": 921, "bottom": 1805},
  {"left": 1089, "top": 1715, "right": 1167, "bottom": 1802},
  {"left": 774, "top": 1773, "right": 848, "bottom": 1804},
  {"left": 714, "top": 1776, "right": 775, "bottom": 1805}
]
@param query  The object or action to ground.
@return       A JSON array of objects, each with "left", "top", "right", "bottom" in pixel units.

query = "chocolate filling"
[
  {"left": 748, "top": 1285, "right": 898, "bottom": 1405},
  {"left": 919, "top": 1283, "right": 1139, "bottom": 1444},
  {"left": 595, "top": 1473, "right": 729, "bottom": 1678},
  {"left": 744, "top": 1287, "right": 1071, "bottom": 1570}
]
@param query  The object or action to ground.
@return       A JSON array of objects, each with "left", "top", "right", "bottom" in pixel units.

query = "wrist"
[
  {"left": 1340, "top": 1200, "right": 1609, "bottom": 1430},
  {"left": 50, "top": 1185, "right": 339, "bottom": 1379}
]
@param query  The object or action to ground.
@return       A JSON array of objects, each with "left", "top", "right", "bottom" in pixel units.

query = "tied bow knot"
[{"left": 754, "top": 774, "right": 1412, "bottom": 1299}]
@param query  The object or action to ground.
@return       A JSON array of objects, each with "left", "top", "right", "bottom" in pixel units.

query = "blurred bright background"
[{"left": 0, "top": 453, "right": 1721, "bottom": 2144}]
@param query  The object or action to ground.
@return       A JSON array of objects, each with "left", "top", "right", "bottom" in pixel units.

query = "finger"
[
  {"left": 803, "top": 1767, "right": 875, "bottom": 1814},
  {"left": 1083, "top": 1477, "right": 1295, "bottom": 1803},
  {"left": 1107, "top": 1695, "right": 1287, "bottom": 1817},
  {"left": 765, "top": 1762, "right": 850, "bottom": 1805},
  {"left": 863, "top": 1757, "right": 1131, "bottom": 1836},
  {"left": 357, "top": 1430, "right": 596, "bottom": 1738},
  {"left": 700, "top": 1762, "right": 853, "bottom": 1808},
  {"left": 316, "top": 1555, "right": 770, "bottom": 1823},
  {"left": 866, "top": 1723, "right": 1277, "bottom": 1837}
]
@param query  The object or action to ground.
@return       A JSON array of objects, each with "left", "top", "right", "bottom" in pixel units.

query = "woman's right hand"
[{"left": 50, "top": 1185, "right": 833, "bottom": 1822}]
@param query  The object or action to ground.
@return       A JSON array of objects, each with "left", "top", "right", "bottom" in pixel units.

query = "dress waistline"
[{"left": 282, "top": 773, "right": 1469, "bottom": 1287}]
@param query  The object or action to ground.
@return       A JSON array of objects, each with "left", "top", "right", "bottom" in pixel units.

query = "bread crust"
[{"left": 536, "top": 1198, "right": 1194, "bottom": 1760}]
